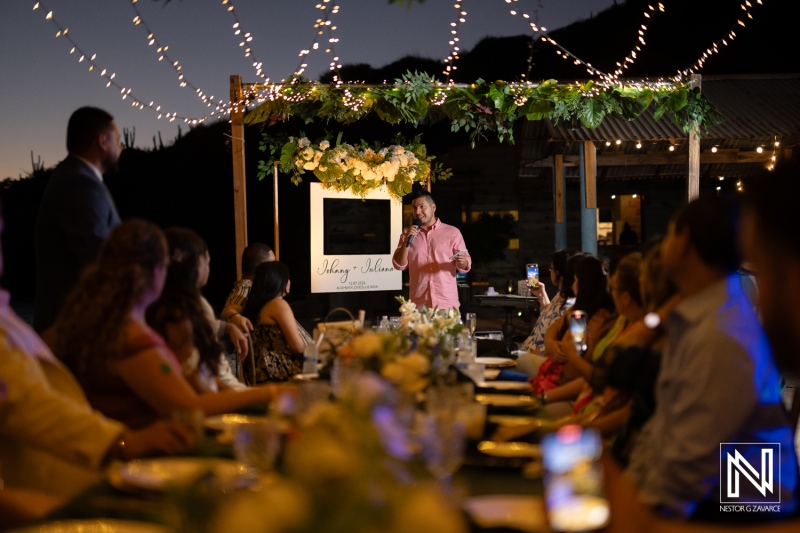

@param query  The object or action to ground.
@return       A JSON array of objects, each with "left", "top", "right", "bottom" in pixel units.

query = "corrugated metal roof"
[{"left": 545, "top": 74, "right": 800, "bottom": 142}]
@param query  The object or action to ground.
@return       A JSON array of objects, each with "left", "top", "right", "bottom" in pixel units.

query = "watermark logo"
[{"left": 720, "top": 443, "right": 781, "bottom": 505}]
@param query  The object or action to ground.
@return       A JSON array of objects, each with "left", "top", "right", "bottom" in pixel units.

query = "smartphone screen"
[
  {"left": 526, "top": 263, "right": 539, "bottom": 287},
  {"left": 541, "top": 426, "right": 610, "bottom": 532}
]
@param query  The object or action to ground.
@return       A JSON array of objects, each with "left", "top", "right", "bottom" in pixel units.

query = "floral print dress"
[
  {"left": 251, "top": 321, "right": 312, "bottom": 383},
  {"left": 520, "top": 292, "right": 575, "bottom": 353}
]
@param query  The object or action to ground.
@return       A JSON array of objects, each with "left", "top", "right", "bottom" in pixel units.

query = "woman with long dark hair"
[
  {"left": 53, "top": 220, "right": 280, "bottom": 429},
  {"left": 531, "top": 255, "right": 616, "bottom": 397},
  {"left": 242, "top": 262, "right": 312, "bottom": 382},
  {"left": 146, "top": 228, "right": 224, "bottom": 393}
]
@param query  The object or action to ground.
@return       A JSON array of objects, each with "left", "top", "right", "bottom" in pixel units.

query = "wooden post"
[
  {"left": 583, "top": 141, "right": 597, "bottom": 209},
  {"left": 230, "top": 75, "right": 248, "bottom": 278},
  {"left": 273, "top": 162, "right": 280, "bottom": 261},
  {"left": 687, "top": 74, "right": 702, "bottom": 201},
  {"left": 553, "top": 154, "right": 567, "bottom": 250},
  {"left": 579, "top": 142, "right": 598, "bottom": 255}
]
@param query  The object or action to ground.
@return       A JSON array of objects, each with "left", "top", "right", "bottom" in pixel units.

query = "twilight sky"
[{"left": 0, "top": 0, "right": 614, "bottom": 181}]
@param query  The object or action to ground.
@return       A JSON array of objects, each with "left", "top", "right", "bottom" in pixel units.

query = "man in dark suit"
[{"left": 34, "top": 107, "right": 122, "bottom": 332}]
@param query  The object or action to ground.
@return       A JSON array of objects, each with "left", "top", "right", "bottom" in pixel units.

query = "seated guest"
[
  {"left": 531, "top": 255, "right": 616, "bottom": 398},
  {"left": 221, "top": 242, "right": 275, "bottom": 322},
  {"left": 0, "top": 212, "right": 193, "bottom": 499},
  {"left": 53, "top": 220, "right": 282, "bottom": 429},
  {"left": 242, "top": 262, "right": 312, "bottom": 382},
  {"left": 516, "top": 249, "right": 577, "bottom": 376},
  {"left": 543, "top": 253, "right": 644, "bottom": 416},
  {"left": 624, "top": 195, "right": 797, "bottom": 521},
  {"left": 146, "top": 228, "right": 228, "bottom": 393}
]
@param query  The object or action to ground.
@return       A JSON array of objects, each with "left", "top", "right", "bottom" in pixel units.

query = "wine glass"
[
  {"left": 569, "top": 310, "right": 588, "bottom": 354},
  {"left": 465, "top": 312, "right": 477, "bottom": 337}
]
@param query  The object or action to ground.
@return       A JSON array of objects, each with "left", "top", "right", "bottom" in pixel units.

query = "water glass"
[
  {"left": 389, "top": 316, "right": 402, "bottom": 332},
  {"left": 233, "top": 420, "right": 282, "bottom": 474},
  {"left": 420, "top": 414, "right": 466, "bottom": 483},
  {"left": 569, "top": 310, "right": 588, "bottom": 354}
]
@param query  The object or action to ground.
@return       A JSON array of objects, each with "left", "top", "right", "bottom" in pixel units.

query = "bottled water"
[{"left": 377, "top": 315, "right": 390, "bottom": 333}]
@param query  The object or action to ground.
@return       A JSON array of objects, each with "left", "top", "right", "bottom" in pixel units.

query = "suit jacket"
[{"left": 34, "top": 155, "right": 120, "bottom": 332}]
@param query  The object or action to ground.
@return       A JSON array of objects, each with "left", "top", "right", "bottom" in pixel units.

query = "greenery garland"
[
  {"left": 244, "top": 72, "right": 724, "bottom": 146},
  {"left": 257, "top": 133, "right": 452, "bottom": 201}
]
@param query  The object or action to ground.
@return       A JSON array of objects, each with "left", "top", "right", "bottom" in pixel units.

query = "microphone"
[{"left": 406, "top": 219, "right": 422, "bottom": 247}]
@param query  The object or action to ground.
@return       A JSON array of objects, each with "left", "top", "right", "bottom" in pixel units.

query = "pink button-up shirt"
[{"left": 392, "top": 218, "right": 471, "bottom": 309}]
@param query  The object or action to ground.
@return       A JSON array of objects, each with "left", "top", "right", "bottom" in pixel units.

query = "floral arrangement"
[
  {"left": 206, "top": 376, "right": 467, "bottom": 533},
  {"left": 245, "top": 72, "right": 724, "bottom": 147},
  {"left": 261, "top": 134, "right": 452, "bottom": 201},
  {"left": 395, "top": 297, "right": 463, "bottom": 352}
]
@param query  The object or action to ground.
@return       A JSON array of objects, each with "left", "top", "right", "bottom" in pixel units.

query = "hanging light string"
[
  {"left": 443, "top": 1, "right": 468, "bottom": 82},
  {"left": 32, "top": 1, "right": 218, "bottom": 124},
  {"left": 608, "top": 3, "right": 664, "bottom": 81},
  {"left": 292, "top": 0, "right": 340, "bottom": 79},
  {"left": 675, "top": 0, "right": 764, "bottom": 79},
  {"left": 323, "top": 4, "right": 343, "bottom": 80},
  {"left": 502, "top": 0, "right": 612, "bottom": 81},
  {"left": 129, "top": 0, "right": 225, "bottom": 112},
  {"left": 220, "top": 0, "right": 268, "bottom": 82}
]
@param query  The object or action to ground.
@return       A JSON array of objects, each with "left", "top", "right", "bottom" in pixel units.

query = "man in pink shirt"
[{"left": 392, "top": 191, "right": 471, "bottom": 309}]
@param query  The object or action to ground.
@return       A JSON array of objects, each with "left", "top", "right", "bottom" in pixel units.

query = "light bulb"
[{"left": 756, "top": 146, "right": 763, "bottom": 153}]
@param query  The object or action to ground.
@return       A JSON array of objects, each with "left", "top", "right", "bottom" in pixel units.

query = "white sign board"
[{"left": 310, "top": 183, "right": 402, "bottom": 293}]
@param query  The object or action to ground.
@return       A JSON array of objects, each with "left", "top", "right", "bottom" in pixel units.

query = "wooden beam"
[
  {"left": 687, "top": 74, "right": 702, "bottom": 201},
  {"left": 230, "top": 75, "right": 248, "bottom": 279},
  {"left": 583, "top": 141, "right": 597, "bottom": 208},
  {"left": 523, "top": 150, "right": 773, "bottom": 169},
  {"left": 273, "top": 163, "right": 280, "bottom": 261},
  {"left": 554, "top": 154, "right": 565, "bottom": 223}
]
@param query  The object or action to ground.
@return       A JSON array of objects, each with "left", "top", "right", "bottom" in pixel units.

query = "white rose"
[
  {"left": 319, "top": 140, "right": 330, "bottom": 150},
  {"left": 302, "top": 147, "right": 314, "bottom": 160},
  {"left": 298, "top": 137, "right": 311, "bottom": 148},
  {"left": 303, "top": 161, "right": 318, "bottom": 170}
]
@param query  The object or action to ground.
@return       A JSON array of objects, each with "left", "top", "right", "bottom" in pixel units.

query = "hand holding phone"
[{"left": 449, "top": 250, "right": 467, "bottom": 261}]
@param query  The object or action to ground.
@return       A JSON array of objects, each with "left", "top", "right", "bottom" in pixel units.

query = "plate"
[
  {"left": 480, "top": 381, "right": 532, "bottom": 391},
  {"left": 204, "top": 414, "right": 267, "bottom": 432},
  {"left": 484, "top": 368, "right": 501, "bottom": 380},
  {"left": 475, "top": 394, "right": 538, "bottom": 407},
  {"left": 114, "top": 458, "right": 255, "bottom": 492},
  {"left": 10, "top": 519, "right": 171, "bottom": 533},
  {"left": 463, "top": 495, "right": 547, "bottom": 533},
  {"left": 293, "top": 373, "right": 320, "bottom": 380},
  {"left": 477, "top": 441, "right": 541, "bottom": 458},
  {"left": 475, "top": 357, "right": 517, "bottom": 368},
  {"left": 487, "top": 414, "right": 539, "bottom": 427}
]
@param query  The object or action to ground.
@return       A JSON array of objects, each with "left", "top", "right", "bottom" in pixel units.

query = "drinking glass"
[
  {"left": 233, "top": 420, "right": 282, "bottom": 474},
  {"left": 569, "top": 310, "right": 588, "bottom": 354},
  {"left": 420, "top": 414, "right": 466, "bottom": 485},
  {"left": 465, "top": 312, "right": 477, "bottom": 337}
]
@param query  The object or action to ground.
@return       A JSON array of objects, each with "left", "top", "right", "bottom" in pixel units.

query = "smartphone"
[
  {"left": 541, "top": 425, "right": 610, "bottom": 532},
  {"left": 449, "top": 250, "right": 467, "bottom": 261},
  {"left": 526, "top": 263, "right": 539, "bottom": 288}
]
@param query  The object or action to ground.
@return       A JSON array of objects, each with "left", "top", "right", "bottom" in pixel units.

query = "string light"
[
  {"left": 33, "top": 1, "right": 218, "bottom": 124},
  {"left": 609, "top": 3, "right": 664, "bottom": 82},
  {"left": 636, "top": 141, "right": 642, "bottom": 149},
  {"left": 711, "top": 146, "right": 718, "bottom": 153},
  {"left": 128, "top": 1, "right": 226, "bottom": 112},
  {"left": 220, "top": 0, "right": 268, "bottom": 82},
  {"left": 292, "top": 1, "right": 341, "bottom": 78},
  {"left": 443, "top": 2, "right": 468, "bottom": 80},
  {"left": 676, "top": 0, "right": 765, "bottom": 79}
]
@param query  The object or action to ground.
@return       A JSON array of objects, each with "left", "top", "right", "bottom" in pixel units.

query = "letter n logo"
[{"left": 720, "top": 443, "right": 781, "bottom": 504}]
